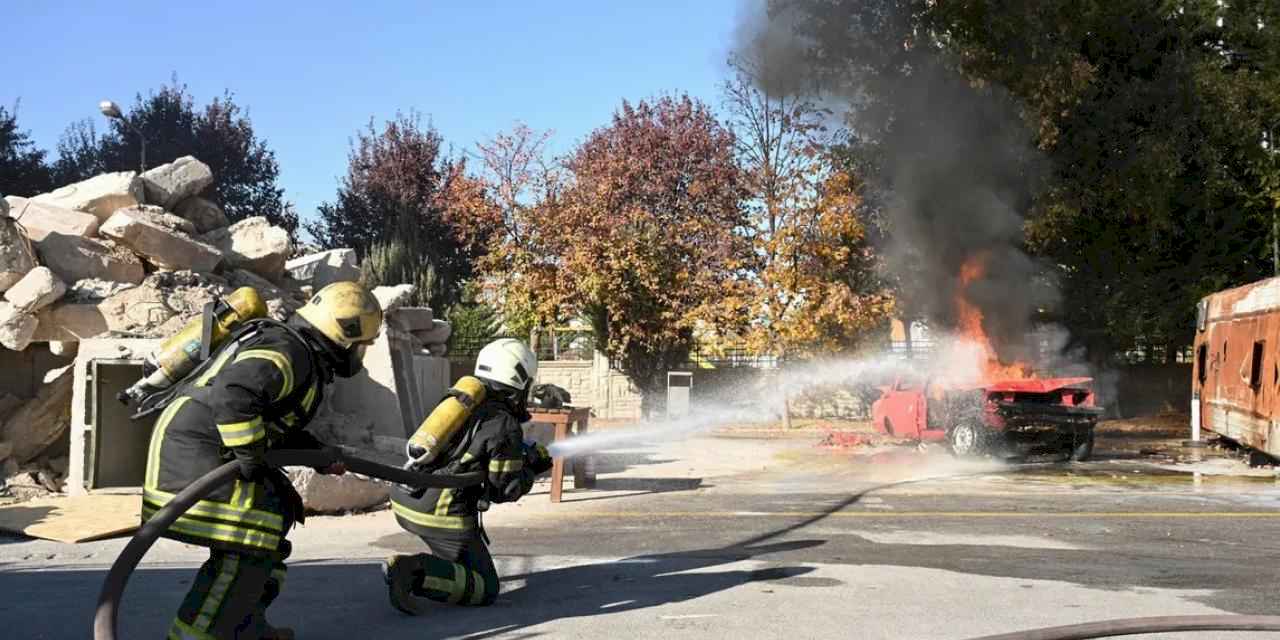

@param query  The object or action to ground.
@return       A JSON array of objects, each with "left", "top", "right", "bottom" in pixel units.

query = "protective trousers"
[
  {"left": 408, "top": 534, "right": 499, "bottom": 607},
  {"left": 167, "top": 543, "right": 289, "bottom": 639}
]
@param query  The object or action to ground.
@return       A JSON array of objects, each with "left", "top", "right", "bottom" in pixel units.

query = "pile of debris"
[{"left": 0, "top": 157, "right": 451, "bottom": 502}]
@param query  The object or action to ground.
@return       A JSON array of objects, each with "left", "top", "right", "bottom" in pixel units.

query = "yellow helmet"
[{"left": 295, "top": 281, "right": 383, "bottom": 348}]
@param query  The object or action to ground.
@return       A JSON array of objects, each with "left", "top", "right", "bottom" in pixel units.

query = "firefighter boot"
[{"left": 383, "top": 554, "right": 433, "bottom": 616}]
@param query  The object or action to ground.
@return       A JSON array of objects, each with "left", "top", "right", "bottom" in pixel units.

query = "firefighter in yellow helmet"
[{"left": 143, "top": 282, "right": 382, "bottom": 639}]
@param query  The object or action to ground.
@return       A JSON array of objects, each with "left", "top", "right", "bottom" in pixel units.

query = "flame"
[{"left": 956, "top": 254, "right": 1034, "bottom": 381}]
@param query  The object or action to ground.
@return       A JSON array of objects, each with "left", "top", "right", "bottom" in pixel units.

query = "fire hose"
[
  {"left": 92, "top": 448, "right": 485, "bottom": 640},
  {"left": 964, "top": 615, "right": 1280, "bottom": 639}
]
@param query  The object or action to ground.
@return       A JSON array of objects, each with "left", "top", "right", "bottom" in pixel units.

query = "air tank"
[
  {"left": 405, "top": 376, "right": 487, "bottom": 469},
  {"left": 118, "top": 287, "right": 268, "bottom": 405}
]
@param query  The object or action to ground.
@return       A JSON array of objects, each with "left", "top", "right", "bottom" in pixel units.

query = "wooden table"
[{"left": 527, "top": 407, "right": 595, "bottom": 502}]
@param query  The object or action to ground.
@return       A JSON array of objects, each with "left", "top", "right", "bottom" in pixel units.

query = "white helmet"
[{"left": 474, "top": 338, "right": 538, "bottom": 391}]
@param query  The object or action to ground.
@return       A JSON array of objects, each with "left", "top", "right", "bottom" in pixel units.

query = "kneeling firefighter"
[
  {"left": 141, "top": 281, "right": 382, "bottom": 639},
  {"left": 384, "top": 338, "right": 554, "bottom": 613}
]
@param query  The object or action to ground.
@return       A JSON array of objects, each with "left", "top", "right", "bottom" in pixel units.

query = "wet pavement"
[{"left": 4, "top": 415, "right": 1280, "bottom": 638}]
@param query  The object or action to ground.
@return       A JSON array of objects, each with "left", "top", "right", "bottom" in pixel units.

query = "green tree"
[
  {"left": 0, "top": 104, "right": 55, "bottom": 197},
  {"left": 928, "top": 0, "right": 1280, "bottom": 361},
  {"left": 309, "top": 112, "right": 482, "bottom": 311},
  {"left": 53, "top": 82, "right": 298, "bottom": 235},
  {"left": 446, "top": 282, "right": 502, "bottom": 354}
]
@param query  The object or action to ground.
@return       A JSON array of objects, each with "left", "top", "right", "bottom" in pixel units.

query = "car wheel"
[
  {"left": 948, "top": 421, "right": 986, "bottom": 457},
  {"left": 1068, "top": 427, "right": 1095, "bottom": 462}
]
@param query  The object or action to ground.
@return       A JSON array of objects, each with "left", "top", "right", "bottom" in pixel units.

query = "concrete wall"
[
  {"left": 329, "top": 325, "right": 451, "bottom": 439},
  {"left": 534, "top": 353, "right": 641, "bottom": 420}
]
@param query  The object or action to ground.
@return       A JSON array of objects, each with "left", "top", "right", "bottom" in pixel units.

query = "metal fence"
[{"left": 448, "top": 330, "right": 598, "bottom": 361}]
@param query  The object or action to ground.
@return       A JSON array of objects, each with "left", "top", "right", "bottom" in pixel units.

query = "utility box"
[{"left": 666, "top": 371, "right": 692, "bottom": 418}]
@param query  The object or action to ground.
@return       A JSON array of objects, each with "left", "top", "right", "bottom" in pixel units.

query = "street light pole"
[{"left": 98, "top": 100, "right": 147, "bottom": 173}]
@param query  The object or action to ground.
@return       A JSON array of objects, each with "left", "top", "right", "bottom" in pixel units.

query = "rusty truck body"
[{"left": 1193, "top": 276, "right": 1280, "bottom": 459}]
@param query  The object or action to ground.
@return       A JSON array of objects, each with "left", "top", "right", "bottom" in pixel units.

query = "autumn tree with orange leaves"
[
  {"left": 724, "top": 59, "right": 894, "bottom": 362},
  {"left": 456, "top": 124, "right": 570, "bottom": 343},
  {"left": 559, "top": 96, "right": 750, "bottom": 415}
]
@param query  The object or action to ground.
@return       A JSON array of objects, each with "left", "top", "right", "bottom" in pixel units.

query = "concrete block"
[
  {"left": 33, "top": 171, "right": 144, "bottom": 221},
  {"left": 410, "top": 319, "right": 451, "bottom": 346},
  {"left": 100, "top": 208, "right": 223, "bottom": 272},
  {"left": 173, "top": 196, "right": 229, "bottom": 233},
  {"left": 285, "top": 249, "right": 359, "bottom": 289},
  {"left": 4, "top": 196, "right": 99, "bottom": 242},
  {"left": 35, "top": 234, "right": 146, "bottom": 285},
  {"left": 387, "top": 307, "right": 434, "bottom": 332},
  {"left": 1, "top": 365, "right": 71, "bottom": 463},
  {"left": 33, "top": 304, "right": 107, "bottom": 342},
  {"left": 201, "top": 216, "right": 291, "bottom": 279},
  {"left": 285, "top": 467, "right": 389, "bottom": 513},
  {"left": 4, "top": 267, "right": 66, "bottom": 313},
  {"left": 372, "top": 284, "right": 414, "bottom": 312},
  {"left": 0, "top": 302, "right": 37, "bottom": 350},
  {"left": 140, "top": 156, "right": 213, "bottom": 208},
  {"left": 0, "top": 217, "right": 36, "bottom": 292},
  {"left": 114, "top": 204, "right": 197, "bottom": 234}
]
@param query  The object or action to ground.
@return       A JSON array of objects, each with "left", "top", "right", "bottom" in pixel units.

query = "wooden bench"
[{"left": 526, "top": 407, "right": 595, "bottom": 502}]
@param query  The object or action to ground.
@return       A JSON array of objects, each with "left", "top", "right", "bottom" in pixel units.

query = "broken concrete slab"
[
  {"left": 173, "top": 196, "right": 229, "bottom": 233},
  {"left": 285, "top": 466, "right": 389, "bottom": 513},
  {"left": 0, "top": 364, "right": 70, "bottom": 463},
  {"left": 114, "top": 204, "right": 197, "bottom": 234},
  {"left": 36, "top": 234, "right": 145, "bottom": 286},
  {"left": 0, "top": 302, "right": 38, "bottom": 350},
  {"left": 32, "top": 304, "right": 106, "bottom": 342},
  {"left": 100, "top": 207, "right": 223, "bottom": 272},
  {"left": 4, "top": 196, "right": 100, "bottom": 242},
  {"left": 33, "top": 171, "right": 144, "bottom": 221},
  {"left": 387, "top": 307, "right": 434, "bottom": 332},
  {"left": 286, "top": 248, "right": 359, "bottom": 289},
  {"left": 372, "top": 284, "right": 414, "bottom": 313},
  {"left": 4, "top": 267, "right": 66, "bottom": 313},
  {"left": 34, "top": 272, "right": 226, "bottom": 341},
  {"left": 140, "top": 156, "right": 213, "bottom": 208},
  {"left": 201, "top": 216, "right": 290, "bottom": 279},
  {"left": 411, "top": 319, "right": 452, "bottom": 346},
  {"left": 0, "top": 217, "right": 36, "bottom": 293}
]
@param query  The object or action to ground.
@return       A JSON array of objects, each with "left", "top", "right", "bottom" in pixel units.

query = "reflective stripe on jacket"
[
  {"left": 390, "top": 397, "right": 538, "bottom": 539},
  {"left": 142, "top": 323, "right": 326, "bottom": 554}
]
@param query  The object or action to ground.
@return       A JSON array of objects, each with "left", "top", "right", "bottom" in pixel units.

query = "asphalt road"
[{"left": 3, "top": 433, "right": 1280, "bottom": 639}]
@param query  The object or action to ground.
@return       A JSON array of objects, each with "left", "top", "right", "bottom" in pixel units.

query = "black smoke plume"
[{"left": 736, "top": 0, "right": 1055, "bottom": 363}]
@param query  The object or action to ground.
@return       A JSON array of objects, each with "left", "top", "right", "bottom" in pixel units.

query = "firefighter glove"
[{"left": 524, "top": 442, "right": 554, "bottom": 475}]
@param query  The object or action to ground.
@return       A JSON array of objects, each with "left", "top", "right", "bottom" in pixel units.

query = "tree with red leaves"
[{"left": 558, "top": 95, "right": 750, "bottom": 415}]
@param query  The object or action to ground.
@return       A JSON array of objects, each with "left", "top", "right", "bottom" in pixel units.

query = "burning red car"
[{"left": 871, "top": 376, "right": 1103, "bottom": 460}]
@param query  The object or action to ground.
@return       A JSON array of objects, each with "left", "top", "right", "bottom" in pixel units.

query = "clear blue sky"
[{"left": 6, "top": 0, "right": 747, "bottom": 231}]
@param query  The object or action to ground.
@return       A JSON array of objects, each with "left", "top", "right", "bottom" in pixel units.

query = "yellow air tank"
[
  {"left": 406, "top": 376, "right": 487, "bottom": 468},
  {"left": 120, "top": 287, "right": 267, "bottom": 405}
]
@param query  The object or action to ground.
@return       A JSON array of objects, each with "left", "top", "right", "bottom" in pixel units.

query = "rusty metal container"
[{"left": 1193, "top": 276, "right": 1280, "bottom": 458}]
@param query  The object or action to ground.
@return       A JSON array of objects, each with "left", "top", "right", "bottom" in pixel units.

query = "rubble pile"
[{"left": 0, "top": 156, "right": 453, "bottom": 502}]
